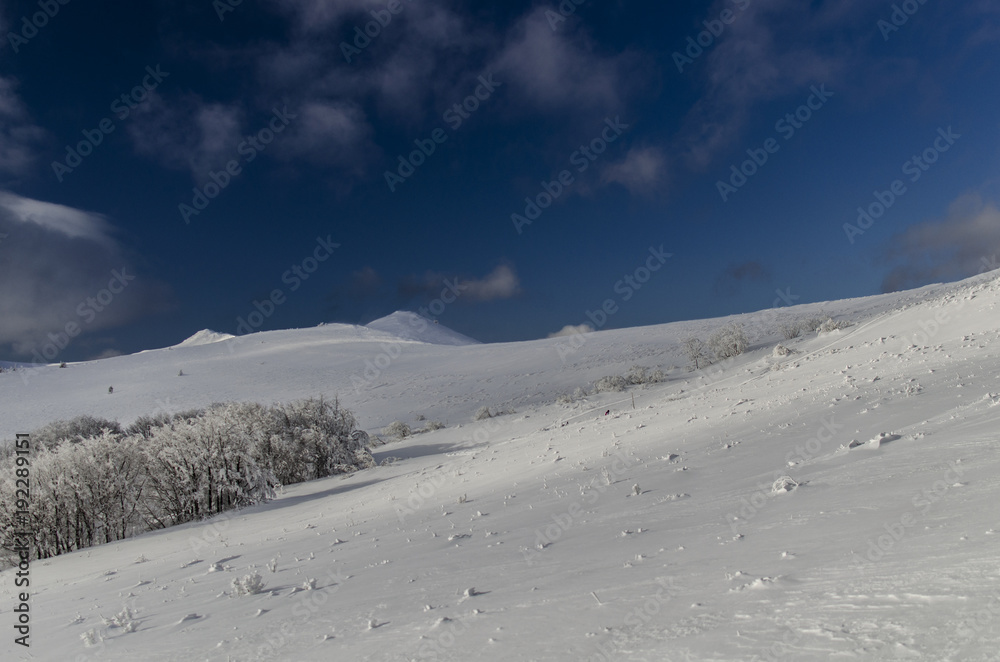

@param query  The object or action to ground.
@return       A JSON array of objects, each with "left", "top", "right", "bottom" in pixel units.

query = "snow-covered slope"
[
  {"left": 171, "top": 329, "right": 237, "bottom": 348},
  {"left": 2, "top": 273, "right": 1000, "bottom": 661},
  {"left": 365, "top": 311, "right": 480, "bottom": 346}
]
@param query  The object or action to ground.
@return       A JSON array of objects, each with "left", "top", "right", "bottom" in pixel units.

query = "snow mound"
[
  {"left": 173, "top": 329, "right": 236, "bottom": 348},
  {"left": 365, "top": 311, "right": 479, "bottom": 346}
]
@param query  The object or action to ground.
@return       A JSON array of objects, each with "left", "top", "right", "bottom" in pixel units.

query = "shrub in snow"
[
  {"left": 80, "top": 629, "right": 102, "bottom": 647},
  {"left": 771, "top": 476, "right": 799, "bottom": 494},
  {"left": 31, "top": 415, "right": 123, "bottom": 451},
  {"left": 421, "top": 421, "right": 445, "bottom": 432},
  {"left": 681, "top": 337, "right": 710, "bottom": 369},
  {"left": 708, "top": 322, "right": 749, "bottom": 361},
  {"left": 625, "top": 365, "right": 665, "bottom": 386},
  {"left": 473, "top": 407, "right": 493, "bottom": 421},
  {"left": 102, "top": 605, "right": 140, "bottom": 632},
  {"left": 0, "top": 396, "right": 374, "bottom": 564},
  {"left": 818, "top": 317, "right": 853, "bottom": 333},
  {"left": 231, "top": 572, "right": 267, "bottom": 596},
  {"left": 780, "top": 323, "right": 801, "bottom": 340},
  {"left": 772, "top": 344, "right": 793, "bottom": 357},
  {"left": 382, "top": 420, "right": 412, "bottom": 439},
  {"left": 800, "top": 317, "right": 825, "bottom": 333},
  {"left": 593, "top": 375, "right": 628, "bottom": 393},
  {"left": 556, "top": 387, "right": 589, "bottom": 405}
]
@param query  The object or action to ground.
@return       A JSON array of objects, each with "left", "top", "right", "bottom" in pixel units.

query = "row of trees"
[
  {"left": 0, "top": 398, "right": 374, "bottom": 563},
  {"left": 682, "top": 322, "right": 750, "bottom": 369}
]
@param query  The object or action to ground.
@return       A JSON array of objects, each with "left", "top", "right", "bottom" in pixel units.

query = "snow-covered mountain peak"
[
  {"left": 364, "top": 311, "right": 480, "bottom": 346},
  {"left": 172, "top": 329, "right": 237, "bottom": 348}
]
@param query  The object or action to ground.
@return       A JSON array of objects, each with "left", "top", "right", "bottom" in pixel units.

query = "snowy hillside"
[
  {"left": 171, "top": 330, "right": 238, "bottom": 349},
  {"left": 2, "top": 273, "right": 1000, "bottom": 661},
  {"left": 365, "top": 311, "right": 481, "bottom": 346}
]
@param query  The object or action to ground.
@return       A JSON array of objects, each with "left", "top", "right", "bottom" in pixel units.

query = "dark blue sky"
[{"left": 1, "top": 0, "right": 999, "bottom": 361}]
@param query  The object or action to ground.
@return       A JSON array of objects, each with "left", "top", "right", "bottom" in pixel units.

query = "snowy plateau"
[{"left": 2, "top": 272, "right": 1000, "bottom": 661}]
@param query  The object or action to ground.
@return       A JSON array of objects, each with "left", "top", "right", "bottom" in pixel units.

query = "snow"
[
  {"left": 171, "top": 329, "right": 237, "bottom": 348},
  {"left": 365, "top": 311, "right": 481, "bottom": 346},
  {"left": 2, "top": 273, "right": 1000, "bottom": 661}
]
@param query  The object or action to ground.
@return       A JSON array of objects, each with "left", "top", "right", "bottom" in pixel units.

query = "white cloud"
[
  {"left": 0, "top": 192, "right": 115, "bottom": 247},
  {"left": 272, "top": 101, "right": 374, "bottom": 170},
  {"left": 677, "top": 0, "right": 858, "bottom": 169},
  {"left": 0, "top": 192, "right": 173, "bottom": 357},
  {"left": 601, "top": 147, "right": 667, "bottom": 194},
  {"left": 491, "top": 8, "right": 637, "bottom": 113},
  {"left": 460, "top": 264, "right": 521, "bottom": 302},
  {"left": 0, "top": 76, "right": 47, "bottom": 178},
  {"left": 127, "top": 93, "right": 245, "bottom": 179},
  {"left": 882, "top": 192, "right": 1000, "bottom": 292}
]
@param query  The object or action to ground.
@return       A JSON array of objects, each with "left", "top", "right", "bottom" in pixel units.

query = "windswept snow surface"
[
  {"left": 365, "top": 311, "right": 481, "bottom": 346},
  {"left": 3, "top": 274, "right": 1000, "bottom": 661},
  {"left": 171, "top": 329, "right": 237, "bottom": 348}
]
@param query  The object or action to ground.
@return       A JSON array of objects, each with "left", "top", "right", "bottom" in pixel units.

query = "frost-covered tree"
[
  {"left": 681, "top": 337, "right": 710, "bottom": 369},
  {"left": 708, "top": 322, "right": 749, "bottom": 361},
  {"left": 0, "top": 396, "right": 373, "bottom": 564},
  {"left": 31, "top": 415, "right": 122, "bottom": 451}
]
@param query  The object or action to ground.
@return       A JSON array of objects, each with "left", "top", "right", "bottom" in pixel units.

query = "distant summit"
[
  {"left": 173, "top": 329, "right": 237, "bottom": 348},
  {"left": 365, "top": 311, "right": 480, "bottom": 346}
]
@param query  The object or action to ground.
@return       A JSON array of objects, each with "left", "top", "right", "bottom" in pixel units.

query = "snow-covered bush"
[
  {"left": 800, "top": 317, "right": 825, "bottom": 333},
  {"left": 383, "top": 421, "right": 412, "bottom": 439},
  {"left": 818, "top": 317, "right": 853, "bottom": 332},
  {"left": 231, "top": 572, "right": 267, "bottom": 596},
  {"left": 125, "top": 408, "right": 203, "bottom": 439},
  {"left": 681, "top": 337, "right": 710, "bottom": 369},
  {"left": 0, "top": 396, "right": 373, "bottom": 564},
  {"left": 473, "top": 406, "right": 493, "bottom": 421},
  {"left": 780, "top": 323, "right": 801, "bottom": 340},
  {"left": 556, "top": 387, "right": 589, "bottom": 405},
  {"left": 103, "top": 605, "right": 140, "bottom": 632},
  {"left": 421, "top": 421, "right": 445, "bottom": 432},
  {"left": 625, "top": 365, "right": 665, "bottom": 385},
  {"left": 593, "top": 375, "right": 628, "bottom": 393},
  {"left": 771, "top": 476, "right": 799, "bottom": 494},
  {"left": 31, "top": 415, "right": 123, "bottom": 451},
  {"left": 707, "top": 322, "right": 749, "bottom": 361}
]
